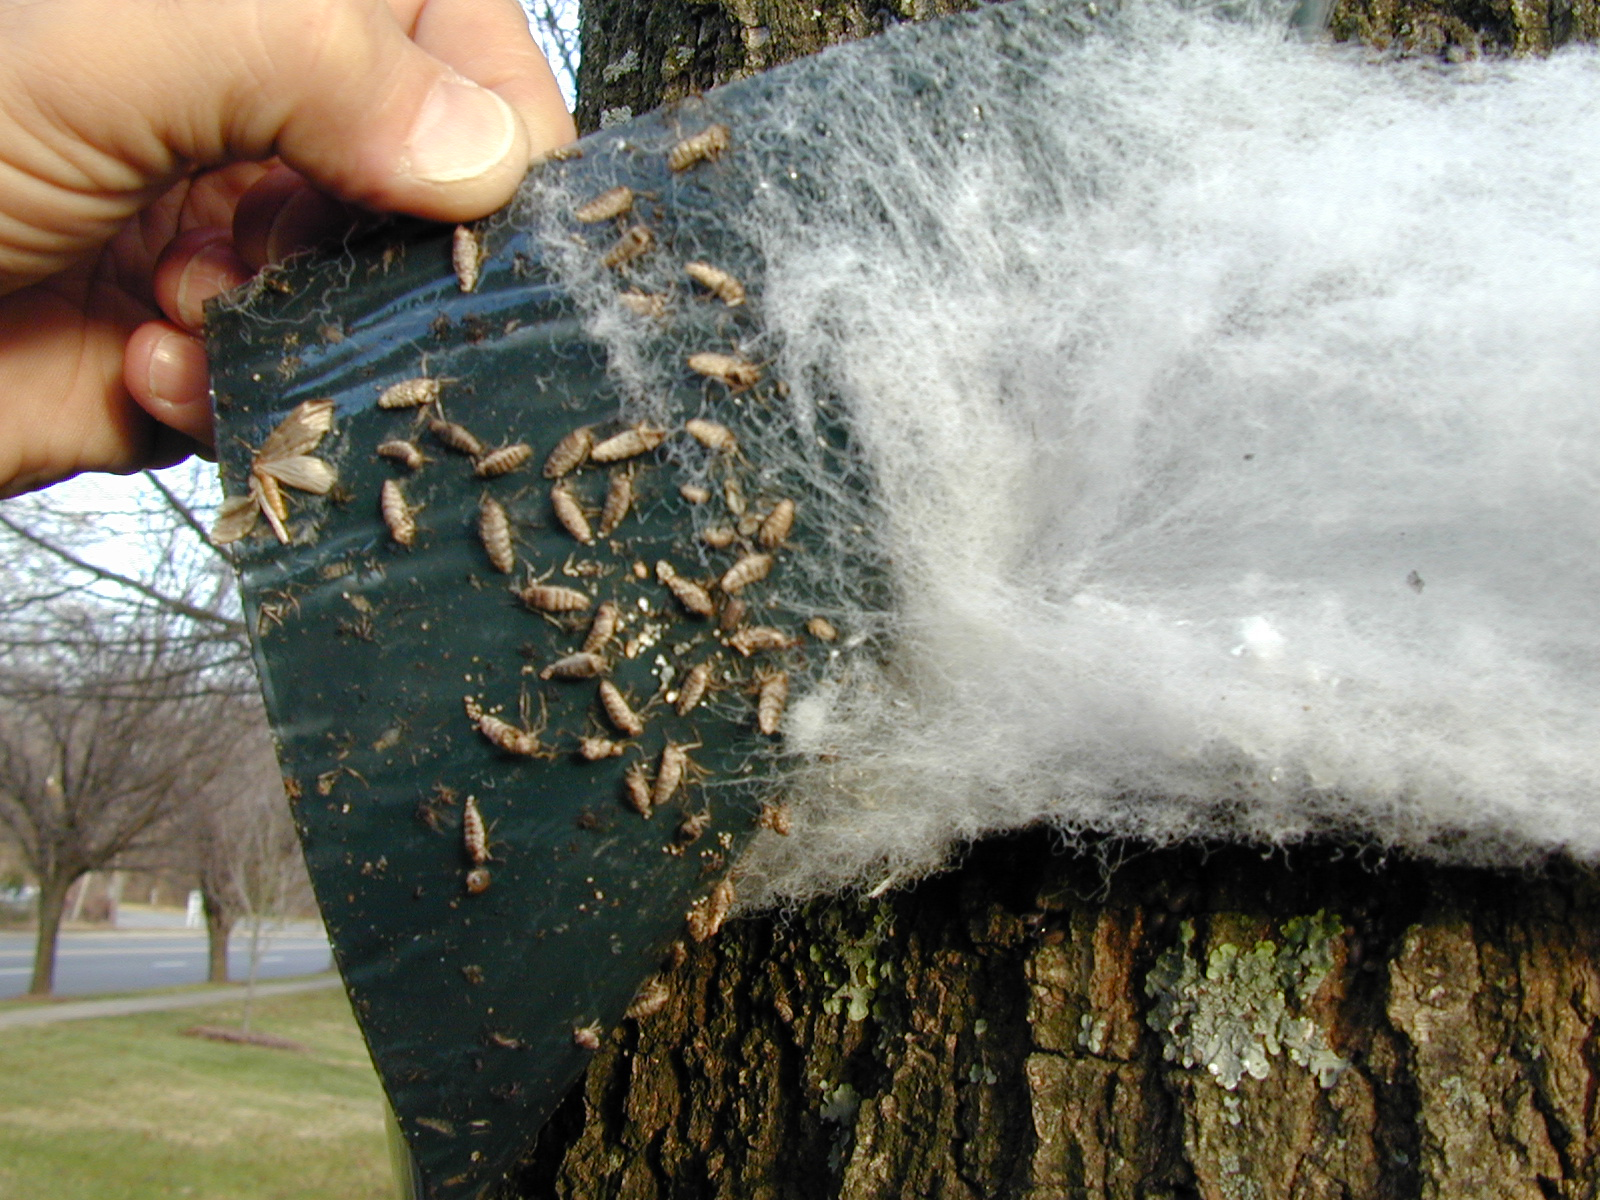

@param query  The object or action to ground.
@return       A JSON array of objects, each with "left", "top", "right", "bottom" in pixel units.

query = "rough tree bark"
[{"left": 508, "top": 5, "right": 1600, "bottom": 1195}]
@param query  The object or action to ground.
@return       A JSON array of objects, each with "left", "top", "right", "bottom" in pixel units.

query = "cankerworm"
[
  {"left": 685, "top": 877, "right": 735, "bottom": 942},
  {"left": 684, "top": 261, "right": 745, "bottom": 306},
  {"left": 700, "top": 525, "right": 736, "bottom": 549},
  {"left": 623, "top": 761, "right": 653, "bottom": 817},
  {"left": 453, "top": 224, "right": 485, "bottom": 293},
  {"left": 543, "top": 426, "right": 593, "bottom": 478},
  {"left": 430, "top": 417, "right": 485, "bottom": 458},
  {"left": 255, "top": 470, "right": 289, "bottom": 532},
  {"left": 474, "top": 443, "right": 533, "bottom": 478},
  {"left": 676, "top": 662, "right": 711, "bottom": 716},
  {"left": 591, "top": 424, "right": 668, "bottom": 463},
  {"left": 540, "top": 651, "right": 605, "bottom": 680},
  {"left": 378, "top": 377, "right": 442, "bottom": 409},
  {"left": 377, "top": 440, "right": 425, "bottom": 471},
  {"left": 723, "top": 478, "right": 746, "bottom": 516},
  {"left": 519, "top": 582, "right": 593, "bottom": 613},
  {"left": 574, "top": 185, "right": 634, "bottom": 223},
  {"left": 618, "top": 291, "right": 669, "bottom": 319},
  {"left": 719, "top": 596, "right": 748, "bottom": 631},
  {"left": 757, "top": 802, "right": 792, "bottom": 836},
  {"left": 736, "top": 512, "right": 762, "bottom": 538},
  {"left": 478, "top": 494, "right": 514, "bottom": 574},
  {"left": 806, "top": 616, "right": 838, "bottom": 642},
  {"left": 668, "top": 123, "right": 730, "bottom": 172},
  {"left": 583, "top": 601, "right": 620, "bottom": 654},
  {"left": 381, "top": 479, "right": 415, "bottom": 547},
  {"left": 598, "top": 679, "right": 645, "bottom": 738},
  {"left": 675, "top": 809, "right": 711, "bottom": 847},
  {"left": 687, "top": 352, "right": 761, "bottom": 389},
  {"left": 462, "top": 795, "right": 490, "bottom": 864},
  {"left": 546, "top": 145, "right": 583, "bottom": 162},
  {"left": 598, "top": 470, "right": 634, "bottom": 537},
  {"left": 466, "top": 698, "right": 545, "bottom": 757},
  {"left": 656, "top": 560, "right": 714, "bottom": 618},
  {"left": 759, "top": 498, "right": 795, "bottom": 548},
  {"left": 212, "top": 398, "right": 338, "bottom": 546},
  {"left": 730, "top": 626, "right": 796, "bottom": 656},
  {"left": 572, "top": 1023, "right": 603, "bottom": 1051},
  {"left": 578, "top": 735, "right": 627, "bottom": 761},
  {"left": 465, "top": 867, "right": 492, "bottom": 894},
  {"left": 720, "top": 552, "right": 772, "bottom": 594},
  {"left": 602, "top": 225, "right": 654, "bottom": 269},
  {"left": 685, "top": 418, "right": 738, "bottom": 453},
  {"left": 680, "top": 483, "right": 711, "bottom": 504},
  {"left": 551, "top": 480, "right": 594, "bottom": 545},
  {"left": 652, "top": 741, "right": 693, "bottom": 808},
  {"left": 756, "top": 669, "right": 789, "bottom": 736},
  {"left": 625, "top": 975, "right": 670, "bottom": 1019}
]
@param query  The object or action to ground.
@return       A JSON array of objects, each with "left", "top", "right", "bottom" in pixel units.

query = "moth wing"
[
  {"left": 257, "top": 454, "right": 337, "bottom": 494},
  {"left": 209, "top": 493, "right": 260, "bottom": 545},
  {"left": 256, "top": 398, "right": 335, "bottom": 462}
]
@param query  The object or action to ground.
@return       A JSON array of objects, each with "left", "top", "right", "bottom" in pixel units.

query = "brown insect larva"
[
  {"left": 618, "top": 291, "right": 669, "bottom": 319},
  {"left": 684, "top": 418, "right": 739, "bottom": 453},
  {"left": 478, "top": 495, "right": 514, "bottom": 574},
  {"left": 685, "top": 877, "right": 735, "bottom": 942},
  {"left": 668, "top": 123, "right": 730, "bottom": 172},
  {"left": 591, "top": 424, "right": 669, "bottom": 463},
  {"left": 381, "top": 478, "right": 415, "bottom": 547},
  {"left": 519, "top": 582, "right": 592, "bottom": 613},
  {"left": 574, "top": 185, "right": 634, "bottom": 223},
  {"left": 730, "top": 626, "right": 797, "bottom": 656},
  {"left": 582, "top": 601, "right": 620, "bottom": 655},
  {"left": 806, "top": 616, "right": 838, "bottom": 642},
  {"left": 376, "top": 440, "right": 425, "bottom": 471},
  {"left": 430, "top": 417, "right": 485, "bottom": 458},
  {"left": 540, "top": 651, "right": 605, "bottom": 680},
  {"left": 623, "top": 761, "right": 653, "bottom": 817},
  {"left": 756, "top": 670, "right": 789, "bottom": 736},
  {"left": 602, "top": 225, "right": 654, "bottom": 269},
  {"left": 723, "top": 477, "right": 746, "bottom": 516},
  {"left": 719, "top": 596, "right": 748, "bottom": 631},
  {"left": 676, "top": 662, "right": 711, "bottom": 716},
  {"left": 469, "top": 702, "right": 544, "bottom": 757},
  {"left": 550, "top": 480, "right": 594, "bottom": 546},
  {"left": 720, "top": 552, "right": 773, "bottom": 594},
  {"left": 759, "top": 498, "right": 795, "bottom": 548},
  {"left": 675, "top": 810, "right": 711, "bottom": 847},
  {"left": 625, "top": 975, "right": 671, "bottom": 1020},
  {"left": 462, "top": 795, "right": 490, "bottom": 865},
  {"left": 597, "top": 470, "right": 634, "bottom": 537},
  {"left": 465, "top": 867, "right": 492, "bottom": 895},
  {"left": 474, "top": 443, "right": 533, "bottom": 478},
  {"left": 378, "top": 377, "right": 442, "bottom": 408},
  {"left": 736, "top": 512, "right": 763, "bottom": 538},
  {"left": 543, "top": 426, "right": 593, "bottom": 478},
  {"left": 546, "top": 144, "right": 583, "bottom": 162},
  {"left": 680, "top": 483, "right": 711, "bottom": 504},
  {"left": 687, "top": 352, "right": 761, "bottom": 389},
  {"left": 653, "top": 741, "right": 692, "bottom": 809},
  {"left": 572, "top": 1023, "right": 603, "bottom": 1051},
  {"left": 578, "top": 735, "right": 627, "bottom": 761},
  {"left": 684, "top": 261, "right": 745, "bottom": 306},
  {"left": 453, "top": 224, "right": 485, "bottom": 293},
  {"left": 656, "top": 560, "right": 715, "bottom": 618},
  {"left": 598, "top": 680, "right": 645, "bottom": 738},
  {"left": 757, "top": 802, "right": 792, "bottom": 836}
]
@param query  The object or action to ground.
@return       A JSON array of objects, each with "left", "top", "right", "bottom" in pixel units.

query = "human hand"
[{"left": 0, "top": 0, "right": 576, "bottom": 497}]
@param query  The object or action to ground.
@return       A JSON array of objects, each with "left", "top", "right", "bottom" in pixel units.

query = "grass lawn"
[{"left": 0, "top": 984, "right": 394, "bottom": 1200}]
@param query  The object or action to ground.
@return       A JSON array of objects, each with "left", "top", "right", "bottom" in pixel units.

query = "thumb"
[{"left": 13, "top": 0, "right": 536, "bottom": 224}]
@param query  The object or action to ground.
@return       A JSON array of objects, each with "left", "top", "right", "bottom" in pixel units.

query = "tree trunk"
[
  {"left": 29, "top": 873, "right": 74, "bottom": 996},
  {"left": 509, "top": 3, "right": 1600, "bottom": 1195},
  {"left": 203, "top": 887, "right": 235, "bottom": 984}
]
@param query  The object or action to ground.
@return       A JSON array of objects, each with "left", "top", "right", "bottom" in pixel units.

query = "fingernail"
[
  {"left": 146, "top": 331, "right": 207, "bottom": 408},
  {"left": 264, "top": 188, "right": 351, "bottom": 265},
  {"left": 175, "top": 237, "right": 250, "bottom": 329},
  {"left": 405, "top": 76, "right": 517, "bottom": 185}
]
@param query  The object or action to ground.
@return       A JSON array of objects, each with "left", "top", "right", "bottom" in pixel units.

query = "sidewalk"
[{"left": 0, "top": 973, "right": 342, "bottom": 1030}]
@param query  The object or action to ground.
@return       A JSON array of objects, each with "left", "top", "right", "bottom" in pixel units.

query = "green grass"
[{"left": 0, "top": 986, "right": 394, "bottom": 1200}]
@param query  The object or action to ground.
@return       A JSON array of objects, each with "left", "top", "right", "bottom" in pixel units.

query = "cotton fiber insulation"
[{"left": 528, "top": 0, "right": 1600, "bottom": 900}]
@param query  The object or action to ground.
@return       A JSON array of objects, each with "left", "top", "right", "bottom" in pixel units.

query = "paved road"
[
  {"left": 0, "top": 927, "right": 334, "bottom": 1000},
  {"left": 0, "top": 974, "right": 343, "bottom": 1030}
]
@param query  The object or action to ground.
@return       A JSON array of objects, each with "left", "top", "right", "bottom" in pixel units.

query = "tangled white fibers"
[{"left": 533, "top": 0, "right": 1600, "bottom": 899}]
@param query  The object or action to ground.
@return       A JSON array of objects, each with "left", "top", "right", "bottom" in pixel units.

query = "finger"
[
  {"left": 124, "top": 322, "right": 214, "bottom": 448},
  {"left": 151, "top": 228, "right": 253, "bottom": 332},
  {"left": 233, "top": 165, "right": 370, "bottom": 270},
  {"left": 410, "top": 0, "right": 576, "bottom": 153}
]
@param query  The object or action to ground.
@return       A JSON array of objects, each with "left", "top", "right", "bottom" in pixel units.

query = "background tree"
[{"left": 494, "top": 3, "right": 1600, "bottom": 1197}]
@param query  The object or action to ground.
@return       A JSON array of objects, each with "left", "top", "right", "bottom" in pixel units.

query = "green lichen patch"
[
  {"left": 808, "top": 902, "right": 894, "bottom": 1022},
  {"left": 1144, "top": 910, "right": 1348, "bottom": 1091}
]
